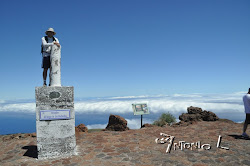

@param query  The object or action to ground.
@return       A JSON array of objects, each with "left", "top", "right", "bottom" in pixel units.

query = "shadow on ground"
[
  {"left": 22, "top": 145, "right": 38, "bottom": 158},
  {"left": 228, "top": 134, "right": 250, "bottom": 140}
]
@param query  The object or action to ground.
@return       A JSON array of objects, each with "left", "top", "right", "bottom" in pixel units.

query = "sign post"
[
  {"left": 132, "top": 103, "right": 150, "bottom": 128},
  {"left": 141, "top": 115, "right": 143, "bottom": 128}
]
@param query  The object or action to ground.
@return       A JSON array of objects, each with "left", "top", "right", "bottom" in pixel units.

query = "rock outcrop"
[
  {"left": 179, "top": 106, "right": 219, "bottom": 122},
  {"left": 141, "top": 123, "right": 156, "bottom": 128},
  {"left": 75, "top": 124, "right": 88, "bottom": 133},
  {"left": 105, "top": 114, "right": 129, "bottom": 131}
]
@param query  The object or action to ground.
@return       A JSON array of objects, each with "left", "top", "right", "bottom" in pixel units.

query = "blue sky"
[
  {"left": 1, "top": 0, "right": 250, "bottom": 135},
  {"left": 0, "top": 0, "right": 250, "bottom": 100}
]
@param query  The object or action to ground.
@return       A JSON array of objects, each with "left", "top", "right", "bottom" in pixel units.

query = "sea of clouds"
[{"left": 0, "top": 92, "right": 246, "bottom": 129}]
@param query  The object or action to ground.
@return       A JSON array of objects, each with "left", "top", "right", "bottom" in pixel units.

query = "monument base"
[{"left": 35, "top": 86, "right": 76, "bottom": 159}]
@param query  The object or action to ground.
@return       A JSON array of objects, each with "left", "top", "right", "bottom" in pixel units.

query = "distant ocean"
[
  {"left": 0, "top": 112, "right": 157, "bottom": 135},
  {"left": 0, "top": 93, "right": 246, "bottom": 135},
  {"left": 0, "top": 111, "right": 244, "bottom": 135}
]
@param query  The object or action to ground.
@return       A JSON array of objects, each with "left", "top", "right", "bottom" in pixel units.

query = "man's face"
[{"left": 47, "top": 31, "right": 54, "bottom": 37}]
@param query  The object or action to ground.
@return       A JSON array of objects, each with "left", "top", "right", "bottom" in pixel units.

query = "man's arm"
[
  {"left": 54, "top": 38, "right": 60, "bottom": 47},
  {"left": 42, "top": 37, "right": 60, "bottom": 48}
]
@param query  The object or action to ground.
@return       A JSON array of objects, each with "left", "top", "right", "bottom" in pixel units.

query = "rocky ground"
[{"left": 0, "top": 120, "right": 250, "bottom": 166}]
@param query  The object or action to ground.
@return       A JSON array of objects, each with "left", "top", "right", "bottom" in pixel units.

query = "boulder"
[
  {"left": 187, "top": 106, "right": 202, "bottom": 114},
  {"left": 105, "top": 114, "right": 129, "bottom": 131},
  {"left": 75, "top": 124, "right": 88, "bottom": 132},
  {"left": 179, "top": 106, "right": 219, "bottom": 122},
  {"left": 179, "top": 113, "right": 202, "bottom": 122},
  {"left": 201, "top": 110, "right": 219, "bottom": 121},
  {"left": 141, "top": 123, "right": 156, "bottom": 128}
]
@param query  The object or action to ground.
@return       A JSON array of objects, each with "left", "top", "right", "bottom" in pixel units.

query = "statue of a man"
[{"left": 41, "top": 28, "right": 61, "bottom": 86}]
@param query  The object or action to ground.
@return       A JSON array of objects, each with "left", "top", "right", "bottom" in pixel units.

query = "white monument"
[
  {"left": 50, "top": 45, "right": 61, "bottom": 86},
  {"left": 35, "top": 45, "right": 76, "bottom": 159}
]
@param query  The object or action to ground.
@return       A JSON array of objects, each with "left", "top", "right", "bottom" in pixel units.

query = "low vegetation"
[{"left": 153, "top": 112, "right": 176, "bottom": 127}]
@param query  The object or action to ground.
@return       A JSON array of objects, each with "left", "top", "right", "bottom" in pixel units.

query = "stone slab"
[
  {"left": 35, "top": 86, "right": 76, "bottom": 159},
  {"left": 35, "top": 86, "right": 74, "bottom": 121}
]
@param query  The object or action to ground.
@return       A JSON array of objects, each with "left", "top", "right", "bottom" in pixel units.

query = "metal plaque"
[{"left": 40, "top": 109, "right": 70, "bottom": 120}]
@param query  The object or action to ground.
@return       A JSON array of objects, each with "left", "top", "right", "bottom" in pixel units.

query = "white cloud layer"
[
  {"left": 0, "top": 102, "right": 35, "bottom": 113},
  {"left": 86, "top": 123, "right": 107, "bottom": 129},
  {"left": 0, "top": 92, "right": 245, "bottom": 117},
  {"left": 126, "top": 118, "right": 154, "bottom": 129},
  {"left": 74, "top": 92, "right": 245, "bottom": 116}
]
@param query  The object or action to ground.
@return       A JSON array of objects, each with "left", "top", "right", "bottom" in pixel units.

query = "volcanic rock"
[
  {"left": 141, "top": 123, "right": 156, "bottom": 128},
  {"left": 75, "top": 124, "right": 88, "bottom": 132},
  {"left": 179, "top": 106, "right": 219, "bottom": 122},
  {"left": 187, "top": 106, "right": 203, "bottom": 114},
  {"left": 201, "top": 110, "right": 219, "bottom": 121},
  {"left": 105, "top": 114, "right": 129, "bottom": 131},
  {"left": 179, "top": 113, "right": 202, "bottom": 122}
]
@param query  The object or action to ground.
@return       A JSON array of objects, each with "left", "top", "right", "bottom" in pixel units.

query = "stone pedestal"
[{"left": 35, "top": 86, "right": 76, "bottom": 159}]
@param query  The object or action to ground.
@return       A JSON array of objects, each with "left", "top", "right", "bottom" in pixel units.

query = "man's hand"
[{"left": 54, "top": 41, "right": 60, "bottom": 47}]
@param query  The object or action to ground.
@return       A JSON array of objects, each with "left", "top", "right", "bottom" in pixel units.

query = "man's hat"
[{"left": 45, "top": 28, "right": 56, "bottom": 35}]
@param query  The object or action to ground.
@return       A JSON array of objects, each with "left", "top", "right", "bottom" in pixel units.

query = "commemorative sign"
[
  {"left": 132, "top": 103, "right": 149, "bottom": 115},
  {"left": 40, "top": 109, "right": 70, "bottom": 120}
]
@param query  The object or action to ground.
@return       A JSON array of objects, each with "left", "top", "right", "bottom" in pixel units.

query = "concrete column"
[{"left": 50, "top": 45, "right": 61, "bottom": 86}]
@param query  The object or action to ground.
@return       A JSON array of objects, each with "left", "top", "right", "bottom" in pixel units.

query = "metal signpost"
[{"left": 132, "top": 103, "right": 150, "bottom": 128}]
